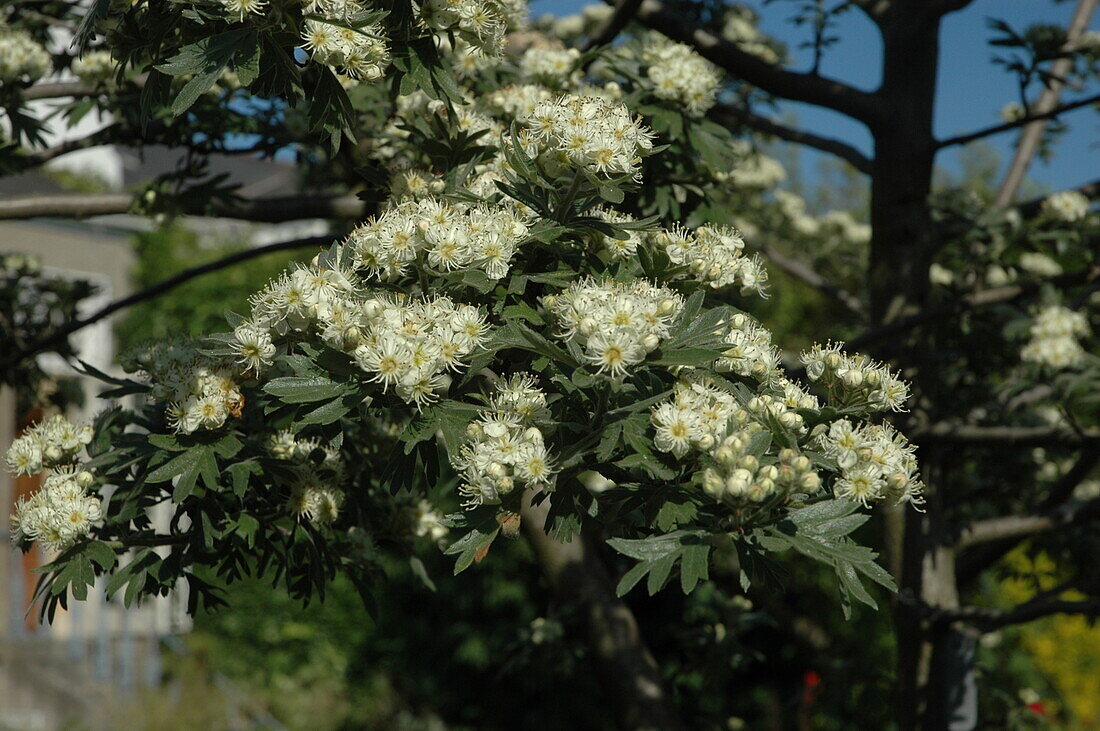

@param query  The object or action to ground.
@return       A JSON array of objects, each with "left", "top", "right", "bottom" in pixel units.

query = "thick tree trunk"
[
  {"left": 868, "top": 6, "right": 972, "bottom": 729},
  {"left": 519, "top": 491, "right": 685, "bottom": 731}
]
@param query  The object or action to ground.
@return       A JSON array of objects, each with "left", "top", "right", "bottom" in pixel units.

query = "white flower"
[
  {"left": 301, "top": 0, "right": 389, "bottom": 81},
  {"left": 1042, "top": 190, "right": 1090, "bottom": 222},
  {"left": 546, "top": 278, "right": 682, "bottom": 377},
  {"left": 455, "top": 379, "right": 556, "bottom": 506},
  {"left": 10, "top": 471, "right": 102, "bottom": 551},
  {"left": 638, "top": 34, "right": 723, "bottom": 117},
  {"left": 5, "top": 415, "right": 93, "bottom": 475},
  {"left": 0, "top": 28, "right": 52, "bottom": 84},
  {"left": 519, "top": 47, "right": 580, "bottom": 86},
  {"left": 220, "top": 0, "right": 267, "bottom": 19},
  {"left": 1021, "top": 305, "right": 1090, "bottom": 370},
  {"left": 71, "top": 50, "right": 116, "bottom": 85},
  {"left": 519, "top": 94, "right": 655, "bottom": 181},
  {"left": 1017, "top": 252, "right": 1062, "bottom": 278}
]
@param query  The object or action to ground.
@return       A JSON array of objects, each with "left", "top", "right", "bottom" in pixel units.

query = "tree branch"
[
  {"left": 994, "top": 0, "right": 1099, "bottom": 205},
  {"left": 22, "top": 81, "right": 99, "bottom": 101},
  {"left": 0, "top": 191, "right": 373, "bottom": 222},
  {"left": 18, "top": 124, "right": 121, "bottom": 168},
  {"left": 956, "top": 495, "right": 1100, "bottom": 551},
  {"left": 1, "top": 236, "right": 334, "bottom": 372},
  {"left": 956, "top": 451, "right": 1099, "bottom": 584},
  {"left": 709, "top": 103, "right": 873, "bottom": 174},
  {"left": 912, "top": 423, "right": 1100, "bottom": 447},
  {"left": 1018, "top": 178, "right": 1100, "bottom": 217},
  {"left": 933, "top": 597, "right": 1100, "bottom": 630},
  {"left": 845, "top": 265, "right": 1100, "bottom": 352},
  {"left": 755, "top": 244, "right": 865, "bottom": 316},
  {"left": 583, "top": 0, "right": 645, "bottom": 51},
  {"left": 936, "top": 93, "right": 1100, "bottom": 149},
  {"left": 616, "top": 0, "right": 882, "bottom": 124},
  {"left": 519, "top": 491, "right": 684, "bottom": 730}
]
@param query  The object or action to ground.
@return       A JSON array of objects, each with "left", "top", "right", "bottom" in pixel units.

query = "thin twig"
[
  {"left": 710, "top": 103, "right": 873, "bottom": 174},
  {"left": 1, "top": 236, "right": 334, "bottom": 371},
  {"left": 756, "top": 244, "right": 865, "bottom": 315},
  {"left": 994, "top": 0, "right": 1099, "bottom": 205},
  {"left": 845, "top": 265, "right": 1100, "bottom": 352},
  {"left": 613, "top": 0, "right": 882, "bottom": 124},
  {"left": 0, "top": 191, "right": 373, "bottom": 222},
  {"left": 583, "top": 0, "right": 644, "bottom": 51},
  {"left": 936, "top": 93, "right": 1100, "bottom": 150}
]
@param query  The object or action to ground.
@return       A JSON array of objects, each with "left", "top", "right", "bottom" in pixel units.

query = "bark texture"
[{"left": 520, "top": 492, "right": 684, "bottom": 731}]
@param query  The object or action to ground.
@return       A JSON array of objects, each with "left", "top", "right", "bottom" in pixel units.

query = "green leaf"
[
  {"left": 264, "top": 376, "right": 349, "bottom": 403},
  {"left": 86, "top": 541, "right": 116, "bottom": 571},
  {"left": 680, "top": 543, "right": 710, "bottom": 594},
  {"left": 295, "top": 398, "right": 352, "bottom": 429},
  {"left": 647, "top": 553, "right": 678, "bottom": 595},
  {"left": 616, "top": 562, "right": 650, "bottom": 597},
  {"left": 409, "top": 556, "right": 437, "bottom": 592},
  {"left": 171, "top": 70, "right": 221, "bottom": 116}
]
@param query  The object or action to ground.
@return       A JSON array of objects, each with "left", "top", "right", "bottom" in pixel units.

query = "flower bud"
[
  {"left": 800, "top": 472, "right": 822, "bottom": 493},
  {"left": 76, "top": 471, "right": 95, "bottom": 488},
  {"left": 778, "top": 412, "right": 804, "bottom": 431},
  {"left": 642, "top": 334, "right": 660, "bottom": 351},
  {"left": 841, "top": 369, "right": 863, "bottom": 388}
]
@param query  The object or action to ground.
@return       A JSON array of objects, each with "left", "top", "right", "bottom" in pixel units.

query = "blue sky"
[{"left": 531, "top": 0, "right": 1099, "bottom": 194}]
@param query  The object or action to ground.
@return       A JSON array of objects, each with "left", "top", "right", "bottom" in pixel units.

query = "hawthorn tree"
[{"left": 1, "top": 0, "right": 1098, "bottom": 728}]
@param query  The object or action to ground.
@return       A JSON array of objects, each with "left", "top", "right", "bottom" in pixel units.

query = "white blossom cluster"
[
  {"left": 702, "top": 441, "right": 822, "bottom": 505},
  {"left": 268, "top": 429, "right": 345, "bottom": 477},
  {"left": 588, "top": 207, "right": 644, "bottom": 259},
  {"left": 1017, "top": 252, "right": 1062, "bottom": 277},
  {"left": 5, "top": 415, "right": 93, "bottom": 476},
  {"left": 821, "top": 210, "right": 872, "bottom": 245},
  {"left": 651, "top": 225, "right": 769, "bottom": 294},
  {"left": 817, "top": 420, "right": 923, "bottom": 507},
  {"left": 519, "top": 46, "right": 580, "bottom": 87},
  {"left": 418, "top": 0, "right": 525, "bottom": 58},
  {"left": 0, "top": 27, "right": 52, "bottom": 85},
  {"left": 800, "top": 342, "right": 910, "bottom": 412},
  {"left": 520, "top": 94, "right": 655, "bottom": 181},
  {"left": 544, "top": 278, "right": 683, "bottom": 376},
  {"left": 720, "top": 9, "right": 780, "bottom": 64},
  {"left": 10, "top": 470, "right": 103, "bottom": 552},
  {"left": 1042, "top": 190, "right": 1090, "bottom": 223},
  {"left": 715, "top": 313, "right": 781, "bottom": 382},
  {"left": 638, "top": 34, "right": 723, "bottom": 117},
  {"left": 351, "top": 294, "right": 490, "bottom": 406},
  {"left": 714, "top": 142, "right": 787, "bottom": 189},
  {"left": 651, "top": 377, "right": 740, "bottom": 457},
  {"left": 454, "top": 374, "right": 555, "bottom": 506},
  {"left": 484, "top": 83, "right": 555, "bottom": 120},
  {"left": 388, "top": 167, "right": 446, "bottom": 201},
  {"left": 123, "top": 341, "right": 244, "bottom": 434},
  {"left": 266, "top": 430, "right": 348, "bottom": 525},
  {"left": 71, "top": 50, "right": 115, "bottom": 86},
  {"left": 410, "top": 498, "right": 450, "bottom": 541},
  {"left": 1021, "top": 305, "right": 1090, "bottom": 370},
  {"left": 241, "top": 261, "right": 491, "bottom": 406},
  {"left": 774, "top": 190, "right": 821, "bottom": 236},
  {"left": 289, "top": 481, "right": 344, "bottom": 526},
  {"left": 347, "top": 198, "right": 530, "bottom": 280},
  {"left": 300, "top": 0, "right": 390, "bottom": 82},
  {"left": 650, "top": 379, "right": 822, "bottom": 504}
]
